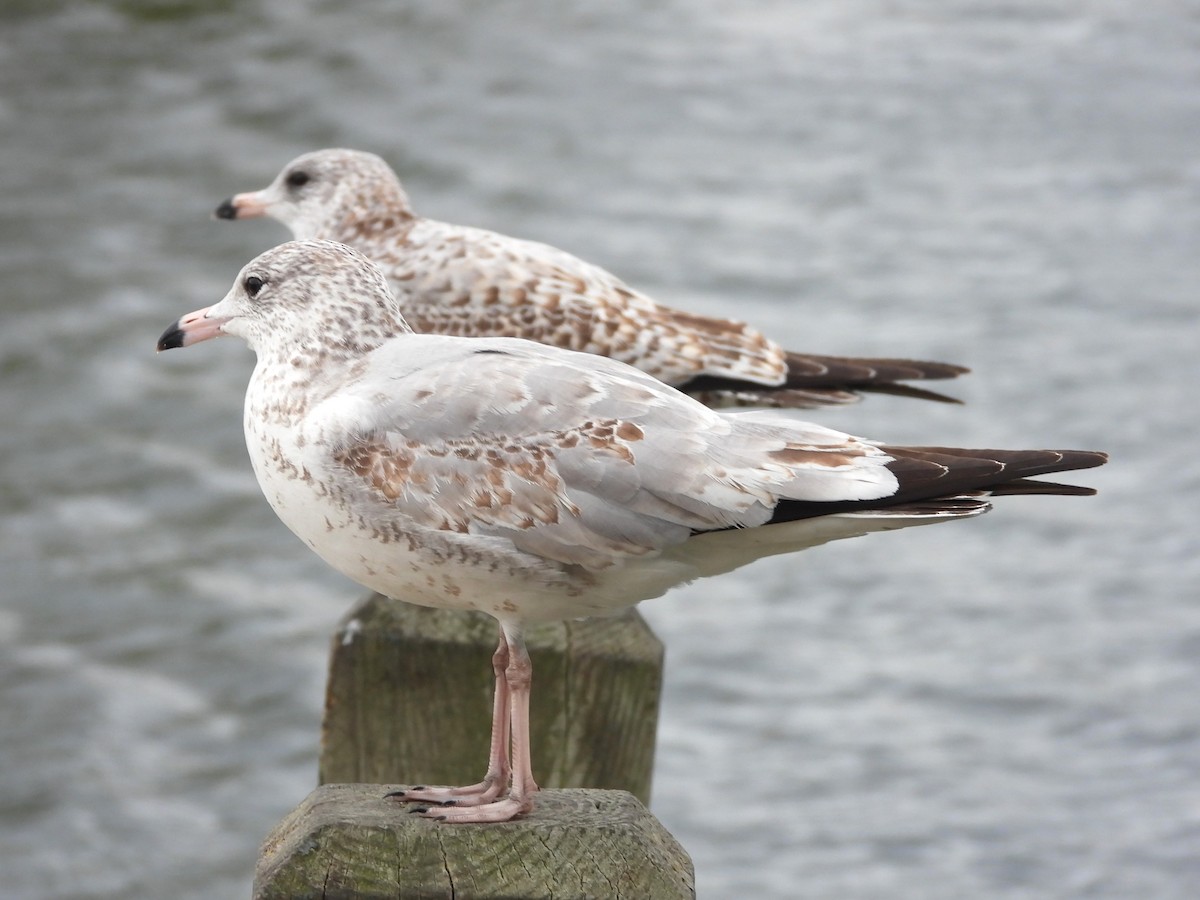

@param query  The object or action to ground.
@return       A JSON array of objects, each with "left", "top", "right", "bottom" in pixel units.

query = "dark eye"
[
  {"left": 244, "top": 275, "right": 266, "bottom": 297},
  {"left": 285, "top": 170, "right": 311, "bottom": 189}
]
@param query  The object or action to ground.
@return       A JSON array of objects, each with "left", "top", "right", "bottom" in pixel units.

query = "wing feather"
[
  {"left": 365, "top": 220, "right": 788, "bottom": 387},
  {"left": 307, "top": 336, "right": 899, "bottom": 569}
]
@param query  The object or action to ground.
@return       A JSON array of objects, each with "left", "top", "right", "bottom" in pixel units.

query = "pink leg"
[
  {"left": 504, "top": 637, "right": 539, "bottom": 812},
  {"left": 408, "top": 623, "right": 539, "bottom": 823},
  {"left": 386, "top": 629, "right": 512, "bottom": 806}
]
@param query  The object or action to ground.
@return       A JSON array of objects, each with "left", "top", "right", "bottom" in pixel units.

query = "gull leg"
[
  {"left": 415, "top": 623, "right": 538, "bottom": 823},
  {"left": 386, "top": 627, "right": 512, "bottom": 807},
  {"left": 503, "top": 632, "right": 539, "bottom": 813}
]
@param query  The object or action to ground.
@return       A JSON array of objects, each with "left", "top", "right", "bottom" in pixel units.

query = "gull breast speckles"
[
  {"left": 215, "top": 148, "right": 969, "bottom": 409},
  {"left": 157, "top": 239, "right": 1105, "bottom": 824}
]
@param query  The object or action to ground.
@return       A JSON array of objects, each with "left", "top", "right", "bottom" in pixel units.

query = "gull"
[
  {"left": 157, "top": 240, "right": 1105, "bottom": 824},
  {"left": 215, "top": 148, "right": 969, "bottom": 409}
]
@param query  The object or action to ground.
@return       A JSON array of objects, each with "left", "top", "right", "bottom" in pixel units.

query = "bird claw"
[{"left": 383, "top": 783, "right": 529, "bottom": 821}]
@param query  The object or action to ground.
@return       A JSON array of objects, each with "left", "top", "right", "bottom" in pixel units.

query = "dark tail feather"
[
  {"left": 849, "top": 382, "right": 964, "bottom": 404},
  {"left": 783, "top": 353, "right": 970, "bottom": 386},
  {"left": 784, "top": 354, "right": 969, "bottom": 404},
  {"left": 882, "top": 447, "right": 1107, "bottom": 500},
  {"left": 890, "top": 447, "right": 1108, "bottom": 477},
  {"left": 767, "top": 447, "right": 1107, "bottom": 523},
  {"left": 682, "top": 353, "right": 970, "bottom": 409},
  {"left": 988, "top": 479, "right": 1098, "bottom": 497}
]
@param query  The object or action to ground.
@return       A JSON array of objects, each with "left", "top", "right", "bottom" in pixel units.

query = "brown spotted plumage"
[
  {"left": 158, "top": 240, "right": 1105, "bottom": 825},
  {"left": 216, "top": 148, "right": 968, "bottom": 407}
]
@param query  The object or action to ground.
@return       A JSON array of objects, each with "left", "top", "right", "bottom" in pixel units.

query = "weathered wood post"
[
  {"left": 256, "top": 600, "right": 696, "bottom": 900},
  {"left": 320, "top": 593, "right": 663, "bottom": 803},
  {"left": 253, "top": 784, "right": 695, "bottom": 899},
  {"left": 254, "top": 595, "right": 690, "bottom": 897}
]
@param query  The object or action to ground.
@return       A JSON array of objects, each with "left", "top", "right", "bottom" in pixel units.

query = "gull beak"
[
  {"left": 214, "top": 190, "right": 270, "bottom": 220},
  {"left": 157, "top": 305, "right": 231, "bottom": 351}
]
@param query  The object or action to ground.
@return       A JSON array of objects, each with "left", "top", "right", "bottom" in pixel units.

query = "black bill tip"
[
  {"left": 214, "top": 198, "right": 238, "bottom": 220},
  {"left": 157, "top": 320, "right": 185, "bottom": 352}
]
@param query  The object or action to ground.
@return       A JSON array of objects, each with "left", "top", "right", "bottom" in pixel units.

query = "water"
[{"left": 1, "top": 2, "right": 1197, "bottom": 897}]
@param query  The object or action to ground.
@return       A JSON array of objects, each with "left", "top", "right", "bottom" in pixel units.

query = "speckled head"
[
  {"left": 157, "top": 240, "right": 413, "bottom": 357},
  {"left": 213, "top": 149, "right": 415, "bottom": 241}
]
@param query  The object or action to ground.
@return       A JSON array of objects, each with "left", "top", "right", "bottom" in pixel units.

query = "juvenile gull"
[
  {"left": 158, "top": 240, "right": 1106, "bottom": 824},
  {"left": 215, "top": 148, "right": 969, "bottom": 408}
]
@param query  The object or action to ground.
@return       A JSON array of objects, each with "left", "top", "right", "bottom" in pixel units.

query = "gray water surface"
[{"left": 2, "top": 2, "right": 1197, "bottom": 898}]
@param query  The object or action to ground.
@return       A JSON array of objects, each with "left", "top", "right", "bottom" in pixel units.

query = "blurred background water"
[{"left": 1, "top": 2, "right": 1197, "bottom": 897}]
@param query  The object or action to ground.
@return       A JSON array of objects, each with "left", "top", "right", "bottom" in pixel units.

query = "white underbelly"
[{"left": 249, "top": 451, "right": 660, "bottom": 623}]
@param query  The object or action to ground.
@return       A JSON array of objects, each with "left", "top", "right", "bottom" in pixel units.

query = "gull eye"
[
  {"left": 285, "top": 170, "right": 311, "bottom": 189},
  {"left": 244, "top": 275, "right": 266, "bottom": 298}
]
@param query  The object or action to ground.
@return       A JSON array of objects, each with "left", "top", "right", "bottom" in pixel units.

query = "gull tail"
[{"left": 683, "top": 352, "right": 971, "bottom": 409}]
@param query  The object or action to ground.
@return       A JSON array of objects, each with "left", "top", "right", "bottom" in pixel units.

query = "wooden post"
[
  {"left": 253, "top": 783, "right": 695, "bottom": 899},
  {"left": 320, "top": 594, "right": 663, "bottom": 804}
]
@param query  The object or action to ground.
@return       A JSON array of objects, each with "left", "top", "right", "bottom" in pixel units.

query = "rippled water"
[{"left": 2, "top": 2, "right": 1197, "bottom": 898}]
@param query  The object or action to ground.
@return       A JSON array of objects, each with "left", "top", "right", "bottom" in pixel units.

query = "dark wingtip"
[
  {"left": 214, "top": 198, "right": 238, "bottom": 220},
  {"left": 860, "top": 382, "right": 965, "bottom": 404},
  {"left": 1054, "top": 449, "right": 1109, "bottom": 471},
  {"left": 989, "top": 479, "right": 1099, "bottom": 497},
  {"left": 156, "top": 320, "right": 185, "bottom": 352}
]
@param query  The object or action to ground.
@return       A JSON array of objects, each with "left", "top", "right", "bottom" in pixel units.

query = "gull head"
[
  {"left": 213, "top": 148, "right": 414, "bottom": 241},
  {"left": 157, "top": 240, "right": 412, "bottom": 355}
]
